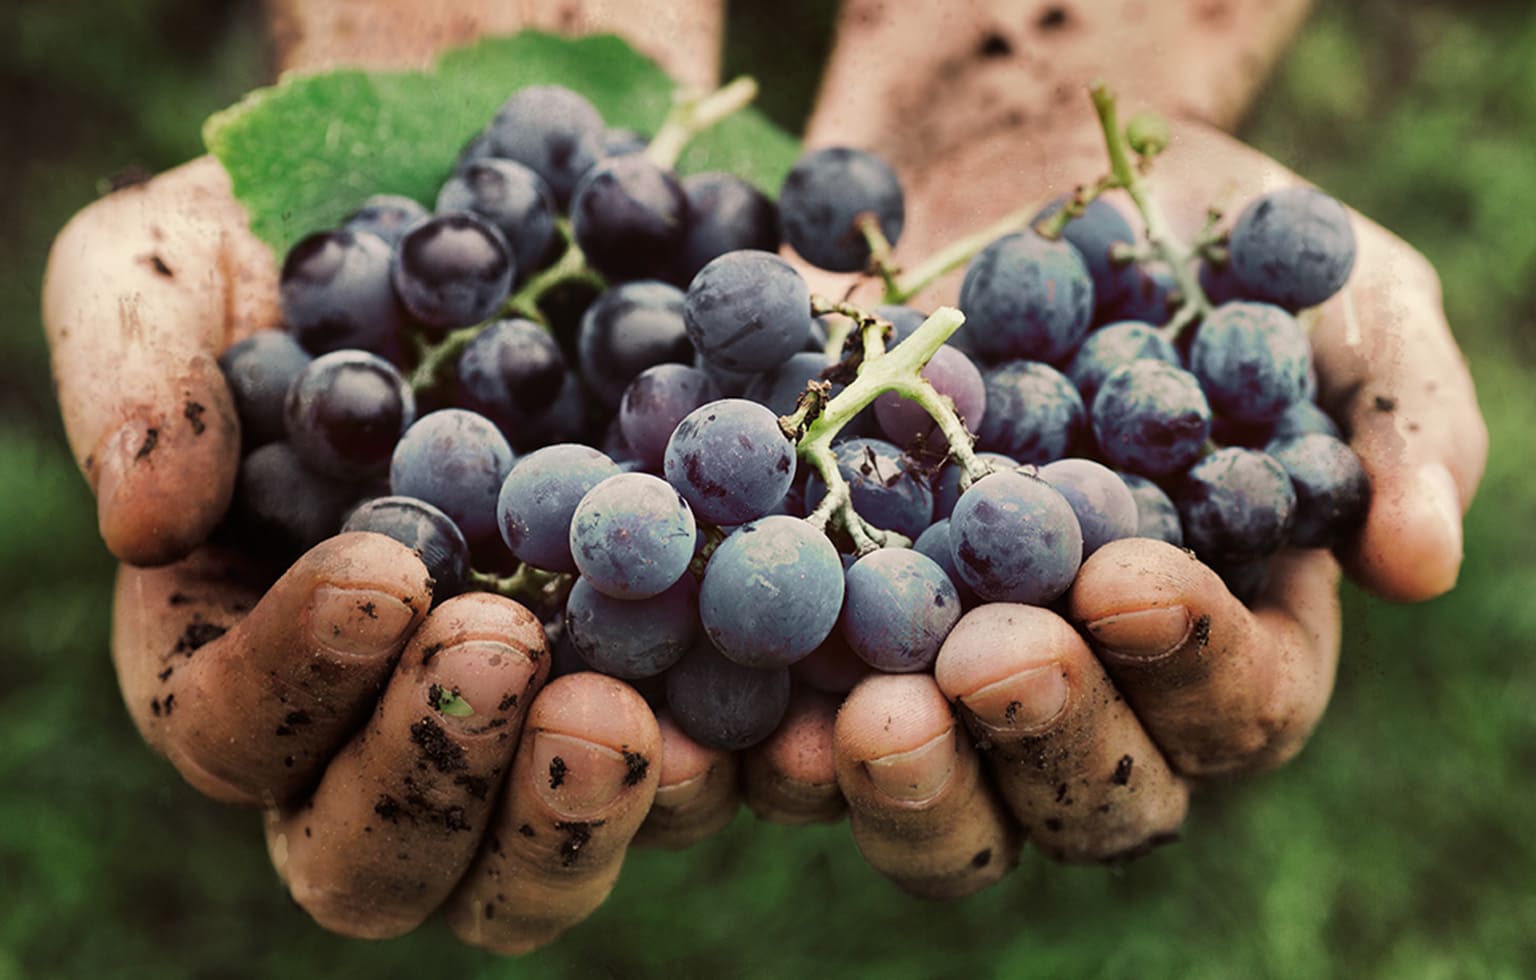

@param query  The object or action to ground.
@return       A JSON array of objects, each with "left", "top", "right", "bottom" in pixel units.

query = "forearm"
[{"left": 263, "top": 0, "right": 723, "bottom": 88}]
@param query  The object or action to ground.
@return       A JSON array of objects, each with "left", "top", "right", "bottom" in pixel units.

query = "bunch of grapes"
[{"left": 217, "top": 79, "right": 1369, "bottom": 755}]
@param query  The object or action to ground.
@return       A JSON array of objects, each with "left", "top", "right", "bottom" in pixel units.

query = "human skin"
[{"left": 42, "top": 0, "right": 1486, "bottom": 949}]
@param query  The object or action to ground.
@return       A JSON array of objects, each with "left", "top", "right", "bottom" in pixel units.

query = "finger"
[
  {"left": 443, "top": 673, "right": 661, "bottom": 955},
  {"left": 833, "top": 673, "right": 1018, "bottom": 899},
  {"left": 633, "top": 710, "right": 740, "bottom": 849},
  {"left": 266, "top": 592, "right": 548, "bottom": 939},
  {"left": 43, "top": 156, "right": 279, "bottom": 566},
  {"left": 1069, "top": 538, "right": 1342, "bottom": 778},
  {"left": 934, "top": 604, "right": 1188, "bottom": 864},
  {"left": 267, "top": 0, "right": 724, "bottom": 88},
  {"left": 742, "top": 687, "right": 845, "bottom": 826},
  {"left": 112, "top": 532, "right": 432, "bottom": 805}
]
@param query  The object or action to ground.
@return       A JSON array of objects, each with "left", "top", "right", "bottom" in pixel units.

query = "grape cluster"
[{"left": 218, "top": 81, "right": 1370, "bottom": 755}]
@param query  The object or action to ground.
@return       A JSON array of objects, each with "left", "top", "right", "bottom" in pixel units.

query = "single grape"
[
  {"left": 389, "top": 409, "right": 515, "bottom": 546},
  {"left": 948, "top": 470, "right": 1083, "bottom": 605},
  {"left": 343, "top": 495, "right": 471, "bottom": 600},
  {"left": 569, "top": 472, "right": 696, "bottom": 599},
  {"left": 958, "top": 231, "right": 1094, "bottom": 364},
  {"left": 280, "top": 229, "right": 406, "bottom": 358},
  {"left": 1264, "top": 433, "right": 1371, "bottom": 548},
  {"left": 1175, "top": 447, "right": 1296, "bottom": 565},
  {"left": 840, "top": 549, "right": 962, "bottom": 673},
  {"left": 802, "top": 437, "right": 935, "bottom": 541},
  {"left": 977, "top": 360, "right": 1086, "bottom": 463},
  {"left": 343, "top": 194, "right": 429, "bottom": 246},
  {"left": 455, "top": 317, "right": 568, "bottom": 430},
  {"left": 436, "top": 159, "right": 557, "bottom": 283},
  {"left": 665, "top": 641, "right": 791, "bottom": 751},
  {"left": 1189, "top": 301, "right": 1312, "bottom": 425},
  {"left": 228, "top": 441, "right": 363, "bottom": 560},
  {"left": 1118, "top": 472, "right": 1184, "bottom": 547},
  {"left": 1198, "top": 257, "right": 1247, "bottom": 306},
  {"left": 284, "top": 349, "right": 415, "bottom": 480},
  {"left": 873, "top": 344, "right": 987, "bottom": 456},
  {"left": 391, "top": 212, "right": 514, "bottom": 330},
  {"left": 1228, "top": 186, "right": 1357, "bottom": 310},
  {"left": 1033, "top": 195, "right": 1139, "bottom": 315},
  {"left": 570, "top": 154, "right": 690, "bottom": 283},
  {"left": 778, "top": 146, "right": 904, "bottom": 272},
  {"left": 1108, "top": 261, "right": 1179, "bottom": 326},
  {"left": 663, "top": 398, "right": 797, "bottom": 526},
  {"left": 483, "top": 85, "right": 607, "bottom": 207},
  {"left": 684, "top": 250, "right": 812, "bottom": 373},
  {"left": 218, "top": 329, "right": 312, "bottom": 448},
  {"left": 933, "top": 452, "right": 1018, "bottom": 521},
  {"left": 677, "top": 172, "right": 780, "bottom": 284},
  {"left": 1064, "top": 320, "right": 1180, "bottom": 407},
  {"left": 564, "top": 574, "right": 698, "bottom": 679},
  {"left": 497, "top": 443, "right": 621, "bottom": 573},
  {"left": 1037, "top": 458, "right": 1139, "bottom": 557},
  {"left": 698, "top": 514, "right": 845, "bottom": 668},
  {"left": 619, "top": 364, "right": 722, "bottom": 472},
  {"left": 1090, "top": 360, "right": 1212, "bottom": 478},
  {"left": 577, "top": 281, "right": 695, "bottom": 410}
]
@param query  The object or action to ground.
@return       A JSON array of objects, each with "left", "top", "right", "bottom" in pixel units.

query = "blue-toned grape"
[
  {"left": 280, "top": 229, "right": 406, "bottom": 357},
  {"left": 455, "top": 317, "right": 568, "bottom": 430},
  {"left": 1175, "top": 447, "right": 1296, "bottom": 565},
  {"left": 389, "top": 409, "right": 514, "bottom": 545},
  {"left": 1034, "top": 195, "right": 1139, "bottom": 314},
  {"left": 343, "top": 194, "right": 429, "bottom": 246},
  {"left": 1065, "top": 320, "right": 1180, "bottom": 406},
  {"left": 1228, "top": 186, "right": 1357, "bottom": 310},
  {"left": 778, "top": 147, "right": 904, "bottom": 272},
  {"left": 684, "top": 250, "right": 812, "bottom": 372},
  {"left": 677, "top": 172, "right": 780, "bottom": 284},
  {"left": 570, "top": 154, "right": 689, "bottom": 283},
  {"left": 1190, "top": 301, "right": 1312, "bottom": 425},
  {"left": 933, "top": 453, "right": 1018, "bottom": 521},
  {"left": 570, "top": 472, "right": 696, "bottom": 599},
  {"left": 229, "top": 442, "right": 362, "bottom": 559},
  {"left": 948, "top": 470, "right": 1083, "bottom": 605},
  {"left": 284, "top": 349, "right": 414, "bottom": 480},
  {"left": 912, "top": 519, "right": 978, "bottom": 608},
  {"left": 619, "top": 364, "right": 721, "bottom": 471},
  {"left": 218, "top": 329, "right": 312, "bottom": 448},
  {"left": 436, "top": 159, "right": 557, "bottom": 282},
  {"left": 699, "top": 514, "right": 845, "bottom": 668},
  {"left": 1091, "top": 360, "right": 1212, "bottom": 477},
  {"left": 565, "top": 574, "right": 698, "bottom": 679},
  {"left": 958, "top": 231, "right": 1094, "bottom": 364},
  {"left": 663, "top": 398, "right": 797, "bottom": 526},
  {"left": 343, "top": 495, "right": 470, "bottom": 600},
  {"left": 840, "top": 549, "right": 961, "bottom": 673},
  {"left": 578, "top": 280, "right": 694, "bottom": 410},
  {"left": 803, "top": 437, "right": 935, "bottom": 540},
  {"left": 1198, "top": 257, "right": 1246, "bottom": 306},
  {"left": 498, "top": 443, "right": 621, "bottom": 573},
  {"left": 1271, "top": 398, "right": 1342, "bottom": 441},
  {"left": 874, "top": 344, "right": 986, "bottom": 455},
  {"left": 977, "top": 360, "right": 1085, "bottom": 463},
  {"left": 1118, "top": 472, "right": 1183, "bottom": 547},
  {"left": 1264, "top": 433, "right": 1371, "bottom": 548},
  {"left": 1108, "top": 261, "right": 1179, "bottom": 325},
  {"left": 1037, "top": 457, "right": 1139, "bottom": 557},
  {"left": 665, "top": 640, "right": 791, "bottom": 750},
  {"left": 484, "top": 85, "right": 606, "bottom": 207},
  {"left": 391, "top": 212, "right": 514, "bottom": 330}
]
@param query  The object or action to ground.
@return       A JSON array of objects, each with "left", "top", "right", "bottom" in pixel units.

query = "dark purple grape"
[
  {"left": 977, "top": 360, "right": 1086, "bottom": 463},
  {"left": 1064, "top": 320, "right": 1180, "bottom": 407},
  {"left": 455, "top": 317, "right": 568, "bottom": 430},
  {"left": 779, "top": 146, "right": 905, "bottom": 272},
  {"left": 684, "top": 250, "right": 812, "bottom": 373},
  {"left": 389, "top": 409, "right": 514, "bottom": 545},
  {"left": 948, "top": 470, "right": 1083, "bottom": 605},
  {"left": 284, "top": 350, "right": 414, "bottom": 480},
  {"left": 218, "top": 330, "right": 312, "bottom": 448},
  {"left": 484, "top": 85, "right": 607, "bottom": 207},
  {"left": 677, "top": 171, "right": 780, "bottom": 284},
  {"left": 497, "top": 443, "right": 621, "bottom": 573},
  {"left": 874, "top": 304, "right": 929, "bottom": 346},
  {"left": 436, "top": 159, "right": 557, "bottom": 282},
  {"left": 391, "top": 212, "right": 514, "bottom": 330},
  {"left": 1271, "top": 398, "right": 1343, "bottom": 441},
  {"left": 618, "top": 364, "right": 722, "bottom": 472},
  {"left": 1090, "top": 360, "right": 1212, "bottom": 478},
  {"left": 1037, "top": 458, "right": 1139, "bottom": 557},
  {"left": 665, "top": 641, "right": 791, "bottom": 751},
  {"left": 1228, "top": 186, "right": 1357, "bottom": 310},
  {"left": 663, "top": 398, "right": 797, "bottom": 526},
  {"left": 228, "top": 441, "right": 362, "bottom": 560},
  {"left": 744, "top": 350, "right": 832, "bottom": 417},
  {"left": 565, "top": 574, "right": 697, "bottom": 679},
  {"left": 280, "top": 229, "right": 407, "bottom": 358},
  {"left": 1175, "top": 447, "right": 1296, "bottom": 565},
  {"left": 569, "top": 472, "right": 696, "bottom": 599},
  {"left": 1033, "top": 195, "right": 1139, "bottom": 315},
  {"left": 840, "top": 548, "right": 961, "bottom": 673},
  {"left": 343, "top": 495, "right": 471, "bottom": 600},
  {"left": 1189, "top": 301, "right": 1312, "bottom": 425},
  {"left": 958, "top": 231, "right": 1094, "bottom": 364},
  {"left": 343, "top": 194, "right": 429, "bottom": 246},
  {"left": 577, "top": 280, "right": 695, "bottom": 410},
  {"left": 912, "top": 519, "right": 979, "bottom": 608},
  {"left": 1119, "top": 472, "right": 1183, "bottom": 547},
  {"left": 802, "top": 437, "right": 935, "bottom": 541},
  {"left": 1108, "top": 261, "right": 1179, "bottom": 325},
  {"left": 1264, "top": 433, "right": 1371, "bottom": 548},
  {"left": 933, "top": 452, "right": 1018, "bottom": 521},
  {"left": 570, "top": 154, "right": 689, "bottom": 283}
]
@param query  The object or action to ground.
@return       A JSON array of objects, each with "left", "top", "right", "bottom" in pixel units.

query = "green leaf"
[
  {"left": 428, "top": 684, "right": 475, "bottom": 718},
  {"left": 204, "top": 31, "right": 800, "bottom": 255}
]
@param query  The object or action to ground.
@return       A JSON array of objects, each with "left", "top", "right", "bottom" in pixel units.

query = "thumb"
[{"left": 43, "top": 156, "right": 280, "bottom": 566}]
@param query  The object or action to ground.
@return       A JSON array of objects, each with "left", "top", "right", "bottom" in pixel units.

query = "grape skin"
[
  {"left": 455, "top": 317, "right": 569, "bottom": 431},
  {"left": 280, "top": 229, "right": 406, "bottom": 358},
  {"left": 1264, "top": 433, "right": 1371, "bottom": 548},
  {"left": 230, "top": 441, "right": 363, "bottom": 560},
  {"left": 1118, "top": 472, "right": 1184, "bottom": 547},
  {"left": 343, "top": 194, "right": 429, "bottom": 246},
  {"left": 498, "top": 443, "right": 621, "bottom": 573},
  {"left": 802, "top": 437, "right": 935, "bottom": 541},
  {"left": 343, "top": 495, "right": 471, "bottom": 601},
  {"left": 840, "top": 548, "right": 962, "bottom": 673},
  {"left": 873, "top": 344, "right": 986, "bottom": 456},
  {"left": 1064, "top": 320, "right": 1180, "bottom": 407},
  {"left": 677, "top": 171, "right": 780, "bottom": 284},
  {"left": 1189, "top": 301, "right": 1312, "bottom": 425},
  {"left": 569, "top": 472, "right": 697, "bottom": 599},
  {"left": 1037, "top": 458, "right": 1140, "bottom": 557},
  {"left": 389, "top": 408, "right": 515, "bottom": 546},
  {"left": 1033, "top": 195, "right": 1139, "bottom": 315},
  {"left": 565, "top": 574, "right": 698, "bottom": 679},
  {"left": 933, "top": 452, "right": 1019, "bottom": 521},
  {"left": 578, "top": 281, "right": 695, "bottom": 411},
  {"left": 618, "top": 364, "right": 722, "bottom": 472},
  {"left": 1175, "top": 447, "right": 1296, "bottom": 565},
  {"left": 284, "top": 349, "right": 415, "bottom": 481},
  {"left": 948, "top": 470, "right": 1084, "bottom": 606},
  {"left": 663, "top": 398, "right": 796, "bottom": 526},
  {"left": 665, "top": 641, "right": 791, "bottom": 751},
  {"left": 391, "top": 212, "right": 515, "bottom": 330},
  {"left": 958, "top": 231, "right": 1095, "bottom": 364},
  {"left": 483, "top": 85, "right": 607, "bottom": 208},
  {"left": 218, "top": 329, "right": 312, "bottom": 448},
  {"left": 778, "top": 147, "right": 905, "bottom": 273},
  {"left": 977, "top": 360, "right": 1086, "bottom": 464},
  {"left": 436, "top": 159, "right": 557, "bottom": 283},
  {"left": 1228, "top": 186, "right": 1357, "bottom": 310},
  {"left": 684, "top": 250, "right": 812, "bottom": 373},
  {"left": 570, "top": 154, "right": 690, "bottom": 283},
  {"left": 1090, "top": 360, "right": 1212, "bottom": 478}
]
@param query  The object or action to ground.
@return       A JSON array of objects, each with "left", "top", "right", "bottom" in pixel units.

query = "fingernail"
[
  {"left": 1416, "top": 462, "right": 1464, "bottom": 562},
  {"left": 423, "top": 640, "right": 536, "bottom": 734},
  {"left": 531, "top": 731, "right": 631, "bottom": 819},
  {"left": 864, "top": 727, "right": 956, "bottom": 804},
  {"left": 958, "top": 665, "right": 1070, "bottom": 732},
  {"left": 308, "top": 585, "right": 416, "bottom": 658},
  {"left": 653, "top": 771, "right": 708, "bottom": 809},
  {"left": 1085, "top": 605, "right": 1192, "bottom": 660}
]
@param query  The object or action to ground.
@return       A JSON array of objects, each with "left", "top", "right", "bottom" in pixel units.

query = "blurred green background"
[{"left": 2, "top": 1, "right": 1533, "bottom": 977}]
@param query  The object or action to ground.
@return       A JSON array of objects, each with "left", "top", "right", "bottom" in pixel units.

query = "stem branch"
[{"left": 645, "top": 76, "right": 760, "bottom": 170}]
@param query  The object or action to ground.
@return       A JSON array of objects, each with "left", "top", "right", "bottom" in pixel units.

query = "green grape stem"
[
  {"left": 645, "top": 76, "right": 760, "bottom": 171},
  {"left": 885, "top": 200, "right": 1047, "bottom": 305},
  {"left": 470, "top": 564, "right": 571, "bottom": 605}
]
